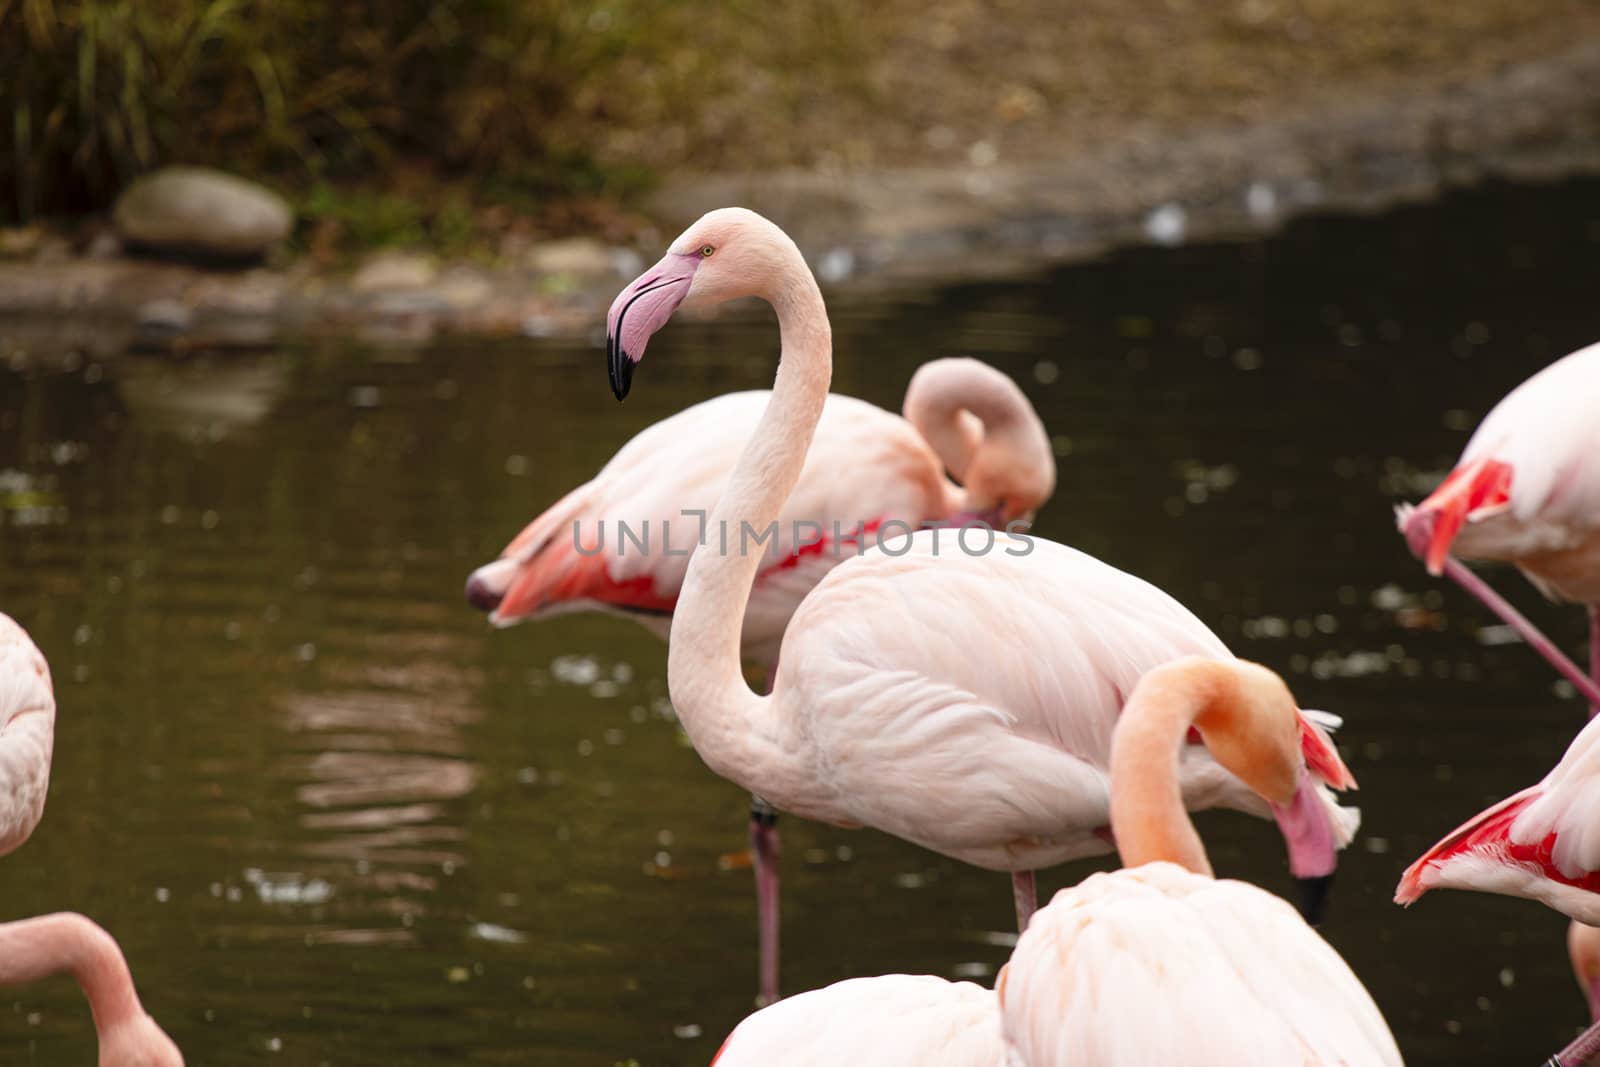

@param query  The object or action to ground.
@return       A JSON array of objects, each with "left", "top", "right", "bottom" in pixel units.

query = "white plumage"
[{"left": 712, "top": 974, "right": 1004, "bottom": 1067}]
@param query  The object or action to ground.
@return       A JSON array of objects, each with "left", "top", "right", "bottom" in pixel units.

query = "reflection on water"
[{"left": 1, "top": 177, "right": 1598, "bottom": 1064}]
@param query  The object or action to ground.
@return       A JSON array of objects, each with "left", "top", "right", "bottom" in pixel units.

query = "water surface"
[{"left": 1, "top": 177, "right": 1598, "bottom": 1064}]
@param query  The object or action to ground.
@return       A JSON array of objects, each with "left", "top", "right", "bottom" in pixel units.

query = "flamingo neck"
[
  {"left": 1108, "top": 663, "right": 1241, "bottom": 876},
  {"left": 901, "top": 358, "right": 1050, "bottom": 512},
  {"left": 0, "top": 913, "right": 144, "bottom": 1035},
  {"left": 667, "top": 252, "right": 831, "bottom": 802}
]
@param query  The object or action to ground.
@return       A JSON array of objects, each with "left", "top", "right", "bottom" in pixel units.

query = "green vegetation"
[
  {"left": 0, "top": 0, "right": 720, "bottom": 224},
  {"left": 4, "top": 0, "right": 1592, "bottom": 239}
]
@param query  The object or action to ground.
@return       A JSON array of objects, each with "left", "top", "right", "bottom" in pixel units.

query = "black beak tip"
[
  {"left": 464, "top": 574, "right": 503, "bottom": 613},
  {"left": 607, "top": 335, "right": 634, "bottom": 402},
  {"left": 1296, "top": 873, "right": 1334, "bottom": 927}
]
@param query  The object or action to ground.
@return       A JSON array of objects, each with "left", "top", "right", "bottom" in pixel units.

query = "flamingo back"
[
  {"left": 999, "top": 862, "right": 1400, "bottom": 1066},
  {"left": 712, "top": 973, "right": 1004, "bottom": 1067}
]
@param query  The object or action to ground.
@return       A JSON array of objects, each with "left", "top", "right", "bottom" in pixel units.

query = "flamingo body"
[
  {"left": 0, "top": 613, "right": 55, "bottom": 857},
  {"left": 753, "top": 530, "right": 1357, "bottom": 872},
  {"left": 711, "top": 974, "right": 1004, "bottom": 1067},
  {"left": 1403, "top": 341, "right": 1600, "bottom": 602},
  {"left": 472, "top": 361, "right": 1053, "bottom": 666},
  {"left": 1000, "top": 862, "right": 1401, "bottom": 1066},
  {"left": 1398, "top": 708, "right": 1600, "bottom": 923}
]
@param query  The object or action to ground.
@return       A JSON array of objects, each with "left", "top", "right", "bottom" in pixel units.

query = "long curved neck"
[
  {"left": 1108, "top": 661, "right": 1240, "bottom": 876},
  {"left": 0, "top": 913, "right": 145, "bottom": 1034},
  {"left": 667, "top": 254, "right": 831, "bottom": 799},
  {"left": 902, "top": 359, "right": 1047, "bottom": 501}
]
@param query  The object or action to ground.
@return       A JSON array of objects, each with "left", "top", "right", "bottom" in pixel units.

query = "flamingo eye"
[{"left": 699, "top": 245, "right": 715, "bottom": 258}]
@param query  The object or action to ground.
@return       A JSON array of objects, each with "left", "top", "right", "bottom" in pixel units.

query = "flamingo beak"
[
  {"left": 1297, "top": 873, "right": 1334, "bottom": 927},
  {"left": 605, "top": 252, "right": 701, "bottom": 401},
  {"left": 945, "top": 506, "right": 1005, "bottom": 529}
]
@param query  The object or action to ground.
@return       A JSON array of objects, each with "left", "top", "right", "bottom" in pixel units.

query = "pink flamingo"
[
  {"left": 998, "top": 658, "right": 1400, "bottom": 1066},
  {"left": 0, "top": 614, "right": 183, "bottom": 1066},
  {"left": 709, "top": 658, "right": 1389, "bottom": 1067},
  {"left": 468, "top": 359, "right": 1054, "bottom": 1005},
  {"left": 604, "top": 208, "right": 1360, "bottom": 957},
  {"left": 1397, "top": 340, "right": 1600, "bottom": 710},
  {"left": 1397, "top": 705, "right": 1600, "bottom": 1065}
]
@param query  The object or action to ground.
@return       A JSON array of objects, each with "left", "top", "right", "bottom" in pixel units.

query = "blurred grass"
[{"left": 0, "top": 0, "right": 859, "bottom": 225}]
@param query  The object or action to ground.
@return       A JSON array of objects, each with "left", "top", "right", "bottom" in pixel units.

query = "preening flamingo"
[
  {"left": 466, "top": 357, "right": 1054, "bottom": 658},
  {"left": 998, "top": 657, "right": 1400, "bottom": 1067},
  {"left": 0, "top": 614, "right": 183, "bottom": 1066},
  {"left": 604, "top": 208, "right": 1360, "bottom": 954},
  {"left": 1397, "top": 340, "right": 1600, "bottom": 710},
  {"left": 708, "top": 974, "right": 1004, "bottom": 1066},
  {"left": 467, "top": 358, "right": 1053, "bottom": 1004}
]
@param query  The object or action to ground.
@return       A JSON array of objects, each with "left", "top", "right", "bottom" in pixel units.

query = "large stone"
[{"left": 114, "top": 167, "right": 292, "bottom": 259}]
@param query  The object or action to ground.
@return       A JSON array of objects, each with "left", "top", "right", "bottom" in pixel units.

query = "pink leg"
[
  {"left": 1550, "top": 1019, "right": 1600, "bottom": 1066},
  {"left": 1012, "top": 871, "right": 1038, "bottom": 931},
  {"left": 1438, "top": 557, "right": 1600, "bottom": 711},
  {"left": 750, "top": 798, "right": 780, "bottom": 1006},
  {"left": 1589, "top": 605, "right": 1600, "bottom": 720}
]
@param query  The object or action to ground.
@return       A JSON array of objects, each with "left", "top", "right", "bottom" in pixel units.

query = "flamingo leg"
[
  {"left": 1012, "top": 871, "right": 1038, "bottom": 931},
  {"left": 1590, "top": 605, "right": 1600, "bottom": 720},
  {"left": 1548, "top": 1018, "right": 1600, "bottom": 1066},
  {"left": 1437, "top": 557, "right": 1600, "bottom": 710},
  {"left": 750, "top": 797, "right": 780, "bottom": 1006}
]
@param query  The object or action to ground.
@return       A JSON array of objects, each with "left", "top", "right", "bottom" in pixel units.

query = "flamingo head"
[
  {"left": 1190, "top": 659, "right": 1303, "bottom": 811},
  {"left": 962, "top": 443, "right": 1056, "bottom": 527},
  {"left": 606, "top": 207, "right": 801, "bottom": 400}
]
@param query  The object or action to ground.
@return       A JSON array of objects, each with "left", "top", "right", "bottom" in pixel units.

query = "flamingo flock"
[
  {"left": 5, "top": 204, "right": 1595, "bottom": 1064},
  {"left": 461, "top": 207, "right": 1600, "bottom": 1065}
]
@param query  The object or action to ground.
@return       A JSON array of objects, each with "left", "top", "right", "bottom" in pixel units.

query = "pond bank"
[{"left": 3, "top": 38, "right": 1597, "bottom": 360}]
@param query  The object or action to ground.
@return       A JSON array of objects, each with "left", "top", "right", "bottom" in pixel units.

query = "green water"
[{"left": 1, "top": 177, "right": 1598, "bottom": 1064}]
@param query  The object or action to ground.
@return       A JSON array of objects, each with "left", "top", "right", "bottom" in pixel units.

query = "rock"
[
  {"left": 350, "top": 251, "right": 438, "bottom": 292},
  {"left": 136, "top": 298, "right": 193, "bottom": 333},
  {"left": 114, "top": 167, "right": 292, "bottom": 259},
  {"left": 525, "top": 237, "right": 617, "bottom": 277}
]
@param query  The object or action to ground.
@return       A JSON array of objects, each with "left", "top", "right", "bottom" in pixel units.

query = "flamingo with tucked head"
[
  {"left": 998, "top": 658, "right": 1400, "bottom": 1066},
  {"left": 600, "top": 208, "right": 1361, "bottom": 989},
  {"left": 468, "top": 353, "right": 1053, "bottom": 1006},
  {"left": 0, "top": 614, "right": 183, "bottom": 1066}
]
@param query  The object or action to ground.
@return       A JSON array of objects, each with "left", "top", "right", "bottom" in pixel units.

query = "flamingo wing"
[
  {"left": 1398, "top": 710, "right": 1600, "bottom": 924},
  {"left": 711, "top": 974, "right": 1003, "bottom": 1067},
  {"left": 1404, "top": 341, "right": 1600, "bottom": 584},
  {"left": 1000, "top": 862, "right": 1401, "bottom": 1067},
  {"left": 475, "top": 391, "right": 953, "bottom": 656}
]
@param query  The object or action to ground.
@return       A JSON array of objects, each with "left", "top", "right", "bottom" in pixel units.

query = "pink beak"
[{"left": 606, "top": 252, "right": 701, "bottom": 400}]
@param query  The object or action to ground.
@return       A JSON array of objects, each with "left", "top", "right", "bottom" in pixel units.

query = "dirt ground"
[{"left": 603, "top": 0, "right": 1600, "bottom": 177}]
